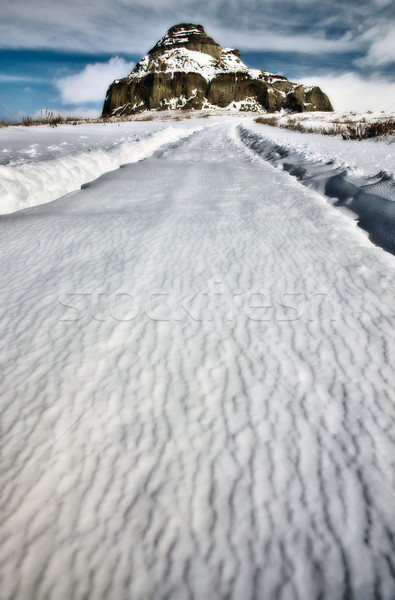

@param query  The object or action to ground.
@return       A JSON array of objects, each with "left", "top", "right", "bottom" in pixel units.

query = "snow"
[
  {"left": 239, "top": 119, "right": 395, "bottom": 253},
  {"left": 1, "top": 117, "right": 395, "bottom": 599},
  {"left": 0, "top": 120, "right": 208, "bottom": 213},
  {"left": 158, "top": 27, "right": 204, "bottom": 47},
  {"left": 268, "top": 110, "right": 395, "bottom": 136},
  {"left": 244, "top": 117, "right": 395, "bottom": 177},
  {"left": 134, "top": 46, "right": 269, "bottom": 82}
]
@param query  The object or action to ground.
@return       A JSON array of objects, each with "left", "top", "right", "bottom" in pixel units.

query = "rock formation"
[{"left": 102, "top": 24, "right": 333, "bottom": 116}]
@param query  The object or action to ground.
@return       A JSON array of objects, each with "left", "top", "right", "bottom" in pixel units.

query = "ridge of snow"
[{"left": 0, "top": 123, "right": 205, "bottom": 214}]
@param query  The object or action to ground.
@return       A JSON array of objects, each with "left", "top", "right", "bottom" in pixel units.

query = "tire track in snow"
[{"left": 237, "top": 122, "right": 395, "bottom": 256}]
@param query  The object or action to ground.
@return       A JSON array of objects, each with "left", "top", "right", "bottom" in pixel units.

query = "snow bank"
[
  {"left": 0, "top": 123, "right": 205, "bottom": 213},
  {"left": 238, "top": 121, "right": 395, "bottom": 254}
]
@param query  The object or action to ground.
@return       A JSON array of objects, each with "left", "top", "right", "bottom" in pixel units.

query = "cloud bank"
[
  {"left": 355, "top": 22, "right": 395, "bottom": 67},
  {"left": 300, "top": 72, "right": 395, "bottom": 112},
  {"left": 56, "top": 57, "right": 134, "bottom": 104},
  {"left": 1, "top": 0, "right": 394, "bottom": 68}
]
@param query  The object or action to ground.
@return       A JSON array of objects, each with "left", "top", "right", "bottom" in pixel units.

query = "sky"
[{"left": 0, "top": 0, "right": 394, "bottom": 120}]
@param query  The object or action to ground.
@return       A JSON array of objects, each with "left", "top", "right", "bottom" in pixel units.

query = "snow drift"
[{"left": 0, "top": 123, "right": 204, "bottom": 213}]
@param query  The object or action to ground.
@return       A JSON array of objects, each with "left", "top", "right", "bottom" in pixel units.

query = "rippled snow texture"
[{"left": 1, "top": 121, "right": 395, "bottom": 600}]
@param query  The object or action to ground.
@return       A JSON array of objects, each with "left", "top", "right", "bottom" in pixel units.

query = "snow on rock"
[{"left": 134, "top": 47, "right": 262, "bottom": 81}]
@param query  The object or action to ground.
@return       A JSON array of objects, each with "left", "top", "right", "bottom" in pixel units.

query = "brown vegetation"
[
  {"left": 255, "top": 116, "right": 279, "bottom": 127},
  {"left": 0, "top": 108, "right": 138, "bottom": 129},
  {"left": 255, "top": 115, "right": 395, "bottom": 140}
]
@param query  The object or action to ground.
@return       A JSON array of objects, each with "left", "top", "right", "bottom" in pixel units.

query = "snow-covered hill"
[{"left": 103, "top": 23, "right": 333, "bottom": 115}]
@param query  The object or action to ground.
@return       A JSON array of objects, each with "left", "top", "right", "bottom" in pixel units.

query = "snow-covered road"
[{"left": 1, "top": 120, "right": 394, "bottom": 599}]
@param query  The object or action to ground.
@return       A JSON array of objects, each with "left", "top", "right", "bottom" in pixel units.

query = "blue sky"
[{"left": 0, "top": 0, "right": 394, "bottom": 120}]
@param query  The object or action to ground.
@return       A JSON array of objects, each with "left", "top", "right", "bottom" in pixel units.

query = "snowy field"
[
  {"left": 1, "top": 117, "right": 395, "bottom": 599},
  {"left": 241, "top": 119, "right": 395, "bottom": 254},
  {"left": 255, "top": 110, "right": 395, "bottom": 134},
  {"left": 0, "top": 119, "right": 222, "bottom": 213}
]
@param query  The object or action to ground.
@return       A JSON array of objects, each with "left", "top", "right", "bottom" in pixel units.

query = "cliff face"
[{"left": 103, "top": 23, "right": 333, "bottom": 116}]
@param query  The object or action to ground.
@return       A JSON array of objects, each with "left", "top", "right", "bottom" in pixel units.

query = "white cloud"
[
  {"left": 212, "top": 27, "right": 357, "bottom": 55},
  {"left": 300, "top": 72, "right": 395, "bottom": 112},
  {"left": 0, "top": 0, "right": 369, "bottom": 56},
  {"left": 372, "top": 0, "right": 393, "bottom": 6},
  {"left": 356, "top": 23, "right": 395, "bottom": 67},
  {"left": 56, "top": 57, "right": 134, "bottom": 105},
  {"left": 0, "top": 1, "right": 184, "bottom": 54}
]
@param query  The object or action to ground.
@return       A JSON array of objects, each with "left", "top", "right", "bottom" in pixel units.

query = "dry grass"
[
  {"left": 255, "top": 115, "right": 395, "bottom": 140},
  {"left": 5, "top": 107, "right": 392, "bottom": 139},
  {"left": 0, "top": 109, "right": 134, "bottom": 128},
  {"left": 255, "top": 116, "right": 279, "bottom": 127},
  {"left": 134, "top": 115, "right": 155, "bottom": 122},
  {"left": 342, "top": 119, "right": 395, "bottom": 139},
  {"left": 22, "top": 109, "right": 69, "bottom": 128},
  {"left": 0, "top": 109, "right": 94, "bottom": 128},
  {"left": 281, "top": 118, "right": 305, "bottom": 132}
]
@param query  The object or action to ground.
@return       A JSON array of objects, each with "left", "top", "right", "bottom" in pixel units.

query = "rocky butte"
[{"left": 102, "top": 23, "right": 333, "bottom": 116}]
